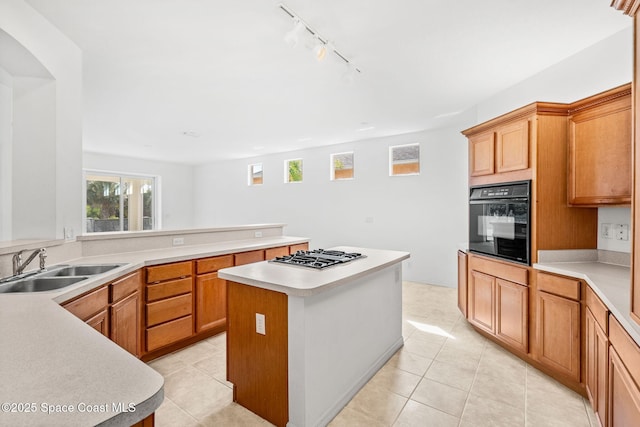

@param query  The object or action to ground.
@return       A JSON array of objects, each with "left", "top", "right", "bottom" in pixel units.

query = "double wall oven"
[{"left": 468, "top": 180, "right": 531, "bottom": 265}]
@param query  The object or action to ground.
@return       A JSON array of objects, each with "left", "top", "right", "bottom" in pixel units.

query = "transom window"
[
  {"left": 285, "top": 159, "right": 303, "bottom": 183},
  {"left": 389, "top": 143, "right": 420, "bottom": 176},
  {"left": 84, "top": 171, "right": 157, "bottom": 233},
  {"left": 248, "top": 163, "right": 263, "bottom": 186},
  {"left": 331, "top": 152, "right": 354, "bottom": 180}
]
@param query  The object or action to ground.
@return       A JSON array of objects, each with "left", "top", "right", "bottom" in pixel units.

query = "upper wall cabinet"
[
  {"left": 568, "top": 83, "right": 632, "bottom": 206},
  {"left": 468, "top": 118, "right": 530, "bottom": 179}
]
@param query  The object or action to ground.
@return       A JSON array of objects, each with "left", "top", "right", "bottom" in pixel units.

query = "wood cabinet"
[
  {"left": 467, "top": 254, "right": 528, "bottom": 353},
  {"left": 63, "top": 285, "right": 110, "bottom": 337},
  {"left": 195, "top": 254, "right": 233, "bottom": 334},
  {"left": 144, "top": 261, "right": 194, "bottom": 352},
  {"left": 266, "top": 246, "right": 290, "bottom": 259},
  {"left": 235, "top": 250, "right": 265, "bottom": 266},
  {"left": 289, "top": 242, "right": 309, "bottom": 254},
  {"left": 568, "top": 84, "right": 632, "bottom": 206},
  {"left": 457, "top": 250, "right": 468, "bottom": 317},
  {"left": 467, "top": 119, "right": 529, "bottom": 178},
  {"left": 110, "top": 270, "right": 142, "bottom": 357},
  {"left": 586, "top": 305, "right": 609, "bottom": 427},
  {"left": 535, "top": 272, "right": 581, "bottom": 382},
  {"left": 608, "top": 314, "right": 640, "bottom": 427}
]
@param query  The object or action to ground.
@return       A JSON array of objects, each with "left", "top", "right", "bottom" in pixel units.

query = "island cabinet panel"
[
  {"left": 234, "top": 250, "right": 265, "bottom": 266},
  {"left": 535, "top": 288, "right": 581, "bottom": 382},
  {"left": 495, "top": 119, "right": 529, "bottom": 173},
  {"left": 568, "top": 84, "right": 632, "bottom": 206},
  {"left": 227, "top": 281, "right": 288, "bottom": 427},
  {"left": 469, "top": 131, "right": 495, "bottom": 176},
  {"left": 457, "top": 250, "right": 468, "bottom": 317}
]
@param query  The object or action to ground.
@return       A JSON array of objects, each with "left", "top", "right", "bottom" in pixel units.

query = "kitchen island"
[{"left": 218, "top": 246, "right": 410, "bottom": 427}]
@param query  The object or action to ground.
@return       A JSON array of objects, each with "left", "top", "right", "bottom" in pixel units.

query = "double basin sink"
[{"left": 0, "top": 264, "right": 124, "bottom": 293}]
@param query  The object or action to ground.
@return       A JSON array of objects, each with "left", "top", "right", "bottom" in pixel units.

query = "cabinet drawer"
[
  {"left": 146, "top": 294, "right": 193, "bottom": 327},
  {"left": 265, "top": 246, "right": 290, "bottom": 260},
  {"left": 289, "top": 243, "right": 309, "bottom": 254},
  {"left": 537, "top": 272, "right": 580, "bottom": 301},
  {"left": 146, "top": 315, "right": 193, "bottom": 352},
  {"left": 146, "top": 261, "right": 192, "bottom": 283},
  {"left": 235, "top": 250, "right": 265, "bottom": 266},
  {"left": 147, "top": 277, "right": 192, "bottom": 302},
  {"left": 111, "top": 270, "right": 142, "bottom": 303},
  {"left": 609, "top": 314, "right": 640, "bottom": 386},
  {"left": 586, "top": 286, "right": 608, "bottom": 332},
  {"left": 63, "top": 286, "right": 109, "bottom": 321},
  {"left": 196, "top": 255, "right": 234, "bottom": 274},
  {"left": 468, "top": 254, "right": 528, "bottom": 286}
]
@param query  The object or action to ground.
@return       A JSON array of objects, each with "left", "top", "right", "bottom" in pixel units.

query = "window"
[
  {"left": 285, "top": 159, "right": 303, "bottom": 183},
  {"left": 248, "top": 163, "right": 263, "bottom": 186},
  {"left": 331, "top": 152, "right": 354, "bottom": 180},
  {"left": 84, "top": 171, "right": 157, "bottom": 233},
  {"left": 389, "top": 143, "right": 420, "bottom": 176}
]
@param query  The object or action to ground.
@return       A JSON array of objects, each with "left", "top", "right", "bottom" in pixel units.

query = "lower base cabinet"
[{"left": 609, "top": 347, "right": 640, "bottom": 426}]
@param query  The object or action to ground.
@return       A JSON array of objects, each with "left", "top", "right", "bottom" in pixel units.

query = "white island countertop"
[{"left": 218, "top": 246, "right": 410, "bottom": 297}]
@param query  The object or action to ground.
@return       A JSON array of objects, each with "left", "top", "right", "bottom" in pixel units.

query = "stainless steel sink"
[
  {"left": 42, "top": 264, "right": 124, "bottom": 277},
  {"left": 0, "top": 276, "right": 88, "bottom": 293}
]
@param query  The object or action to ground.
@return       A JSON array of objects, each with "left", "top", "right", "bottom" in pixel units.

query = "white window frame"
[
  {"left": 389, "top": 143, "right": 420, "bottom": 176},
  {"left": 330, "top": 151, "right": 355, "bottom": 181},
  {"left": 284, "top": 158, "right": 304, "bottom": 183},
  {"left": 82, "top": 169, "right": 161, "bottom": 234}
]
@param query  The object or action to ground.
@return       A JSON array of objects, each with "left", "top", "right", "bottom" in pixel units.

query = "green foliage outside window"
[{"left": 288, "top": 159, "right": 303, "bottom": 182}]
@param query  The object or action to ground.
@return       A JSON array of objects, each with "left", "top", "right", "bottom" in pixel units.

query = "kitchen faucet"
[{"left": 12, "top": 248, "right": 47, "bottom": 276}]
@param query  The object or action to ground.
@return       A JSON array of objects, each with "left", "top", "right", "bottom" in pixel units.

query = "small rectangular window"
[
  {"left": 390, "top": 143, "right": 420, "bottom": 176},
  {"left": 248, "top": 163, "right": 263, "bottom": 186},
  {"left": 285, "top": 159, "right": 303, "bottom": 183},
  {"left": 331, "top": 152, "right": 354, "bottom": 180}
]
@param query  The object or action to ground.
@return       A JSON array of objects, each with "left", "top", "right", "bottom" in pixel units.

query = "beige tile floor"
[{"left": 149, "top": 281, "right": 598, "bottom": 426}]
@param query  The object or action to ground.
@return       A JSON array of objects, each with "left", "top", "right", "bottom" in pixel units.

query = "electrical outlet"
[
  {"left": 172, "top": 237, "right": 185, "bottom": 246},
  {"left": 615, "top": 224, "right": 629, "bottom": 241},
  {"left": 256, "top": 313, "right": 266, "bottom": 335},
  {"left": 255, "top": 231, "right": 263, "bottom": 238},
  {"left": 601, "top": 223, "right": 612, "bottom": 239}
]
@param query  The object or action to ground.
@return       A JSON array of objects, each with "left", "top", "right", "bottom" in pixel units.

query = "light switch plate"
[
  {"left": 256, "top": 313, "right": 266, "bottom": 335},
  {"left": 601, "top": 223, "right": 612, "bottom": 239}
]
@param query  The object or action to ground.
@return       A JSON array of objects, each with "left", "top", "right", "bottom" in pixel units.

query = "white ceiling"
[{"left": 20, "top": 0, "right": 632, "bottom": 164}]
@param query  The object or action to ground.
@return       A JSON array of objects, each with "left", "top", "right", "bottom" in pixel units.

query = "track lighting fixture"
[{"left": 279, "top": 3, "right": 361, "bottom": 77}]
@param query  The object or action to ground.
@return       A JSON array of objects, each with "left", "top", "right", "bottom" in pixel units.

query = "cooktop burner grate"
[{"left": 270, "top": 249, "right": 365, "bottom": 270}]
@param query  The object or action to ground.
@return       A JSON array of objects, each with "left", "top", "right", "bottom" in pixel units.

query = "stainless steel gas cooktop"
[{"left": 269, "top": 249, "right": 365, "bottom": 270}]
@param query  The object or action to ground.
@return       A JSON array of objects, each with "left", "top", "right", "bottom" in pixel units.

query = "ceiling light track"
[{"left": 279, "top": 3, "right": 362, "bottom": 75}]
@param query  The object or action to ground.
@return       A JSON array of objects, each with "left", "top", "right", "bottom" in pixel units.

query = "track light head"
[{"left": 284, "top": 18, "right": 305, "bottom": 47}]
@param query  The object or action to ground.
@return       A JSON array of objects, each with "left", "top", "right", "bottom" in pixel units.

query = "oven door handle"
[{"left": 469, "top": 197, "right": 529, "bottom": 204}]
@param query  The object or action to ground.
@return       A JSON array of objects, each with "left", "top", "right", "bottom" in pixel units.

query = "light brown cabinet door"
[
  {"left": 457, "top": 251, "right": 468, "bottom": 318},
  {"left": 568, "top": 87, "right": 631, "bottom": 206},
  {"left": 536, "top": 291, "right": 581, "bottom": 382},
  {"left": 468, "top": 270, "right": 495, "bottom": 334},
  {"left": 495, "top": 279, "right": 528, "bottom": 353},
  {"left": 609, "top": 346, "right": 640, "bottom": 427},
  {"left": 111, "top": 291, "right": 141, "bottom": 357},
  {"left": 195, "top": 272, "right": 226, "bottom": 333},
  {"left": 496, "top": 119, "right": 529, "bottom": 173},
  {"left": 86, "top": 309, "right": 109, "bottom": 337},
  {"left": 469, "top": 131, "right": 495, "bottom": 176},
  {"left": 586, "top": 308, "right": 608, "bottom": 427}
]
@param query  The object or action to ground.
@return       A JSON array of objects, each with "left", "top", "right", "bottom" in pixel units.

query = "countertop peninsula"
[{"left": 0, "top": 234, "right": 308, "bottom": 426}]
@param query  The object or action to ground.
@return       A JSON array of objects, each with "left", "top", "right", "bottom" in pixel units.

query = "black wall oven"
[{"left": 469, "top": 180, "right": 531, "bottom": 265}]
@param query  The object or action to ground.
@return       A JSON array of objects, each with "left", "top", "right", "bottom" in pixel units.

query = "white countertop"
[
  {"left": 218, "top": 246, "right": 410, "bottom": 297},
  {"left": 0, "top": 235, "right": 308, "bottom": 426},
  {"left": 534, "top": 260, "right": 640, "bottom": 347}
]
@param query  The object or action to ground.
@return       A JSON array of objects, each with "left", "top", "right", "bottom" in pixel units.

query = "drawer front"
[
  {"left": 609, "top": 314, "right": 640, "bottom": 386},
  {"left": 196, "top": 255, "right": 234, "bottom": 274},
  {"left": 537, "top": 272, "right": 580, "bottom": 301},
  {"left": 289, "top": 243, "right": 309, "bottom": 254},
  {"left": 147, "top": 277, "right": 193, "bottom": 302},
  {"left": 63, "top": 286, "right": 109, "bottom": 321},
  {"left": 265, "top": 246, "right": 290, "bottom": 260},
  {"left": 146, "top": 315, "right": 193, "bottom": 352},
  {"left": 468, "top": 254, "right": 528, "bottom": 286},
  {"left": 586, "top": 286, "right": 608, "bottom": 332},
  {"left": 146, "top": 293, "right": 193, "bottom": 327},
  {"left": 111, "top": 270, "right": 142, "bottom": 303},
  {"left": 146, "top": 261, "right": 192, "bottom": 283},
  {"left": 234, "top": 250, "right": 265, "bottom": 266}
]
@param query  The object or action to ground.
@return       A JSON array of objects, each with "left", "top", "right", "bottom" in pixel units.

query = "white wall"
[
  {"left": 0, "top": 68, "right": 11, "bottom": 241},
  {"left": 194, "top": 123, "right": 471, "bottom": 287},
  {"left": 0, "top": 0, "right": 82, "bottom": 241},
  {"left": 83, "top": 152, "right": 196, "bottom": 231}
]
